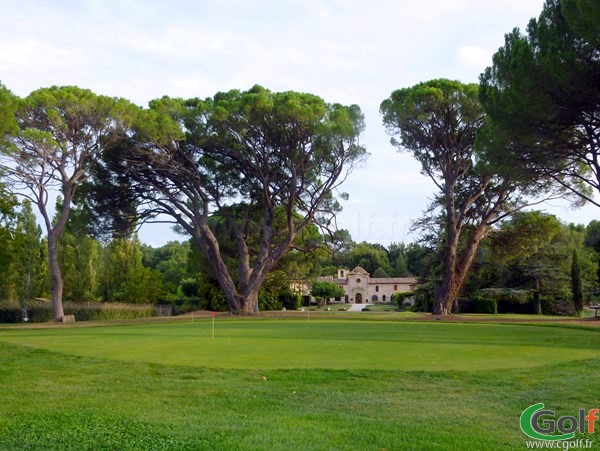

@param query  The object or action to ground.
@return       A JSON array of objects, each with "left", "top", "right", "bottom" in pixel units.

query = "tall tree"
[
  {"left": 106, "top": 85, "right": 366, "bottom": 313},
  {"left": 0, "top": 86, "right": 137, "bottom": 320},
  {"left": 12, "top": 200, "right": 45, "bottom": 305},
  {"left": 344, "top": 242, "right": 393, "bottom": 276},
  {"left": 584, "top": 220, "right": 600, "bottom": 287},
  {"left": 0, "top": 183, "right": 17, "bottom": 301},
  {"left": 571, "top": 249, "right": 584, "bottom": 317},
  {"left": 480, "top": 0, "right": 600, "bottom": 205},
  {"left": 56, "top": 201, "right": 101, "bottom": 302},
  {"left": 381, "top": 79, "right": 552, "bottom": 315}
]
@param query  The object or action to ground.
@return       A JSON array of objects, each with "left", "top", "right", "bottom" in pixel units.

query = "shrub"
[
  {"left": 178, "top": 278, "right": 201, "bottom": 298},
  {"left": 0, "top": 301, "right": 155, "bottom": 323},
  {"left": 392, "top": 291, "right": 414, "bottom": 308},
  {"left": 279, "top": 288, "right": 301, "bottom": 310},
  {"left": 258, "top": 292, "right": 283, "bottom": 311},
  {"left": 458, "top": 297, "right": 497, "bottom": 314},
  {"left": 473, "top": 297, "right": 497, "bottom": 314},
  {"left": 0, "top": 304, "right": 24, "bottom": 323}
]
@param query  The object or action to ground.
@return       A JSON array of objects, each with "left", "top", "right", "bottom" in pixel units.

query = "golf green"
[{"left": 1, "top": 320, "right": 598, "bottom": 371}]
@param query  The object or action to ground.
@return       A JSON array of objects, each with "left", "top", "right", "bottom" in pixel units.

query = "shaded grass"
[{"left": 0, "top": 321, "right": 599, "bottom": 449}]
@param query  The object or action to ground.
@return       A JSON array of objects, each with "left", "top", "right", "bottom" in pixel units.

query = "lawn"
[{"left": 0, "top": 318, "right": 599, "bottom": 449}]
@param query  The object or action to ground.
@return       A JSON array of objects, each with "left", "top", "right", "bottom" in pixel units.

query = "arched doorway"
[{"left": 355, "top": 293, "right": 363, "bottom": 304}]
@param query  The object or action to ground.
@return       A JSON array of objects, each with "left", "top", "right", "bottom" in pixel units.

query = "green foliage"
[
  {"left": 481, "top": 212, "right": 597, "bottom": 304},
  {"left": 178, "top": 277, "right": 201, "bottom": 298},
  {"left": 121, "top": 85, "right": 368, "bottom": 314},
  {"left": 392, "top": 291, "right": 415, "bottom": 308},
  {"left": 0, "top": 183, "right": 17, "bottom": 301},
  {"left": 0, "top": 301, "right": 155, "bottom": 323},
  {"left": 472, "top": 296, "right": 497, "bottom": 314},
  {"left": 12, "top": 201, "right": 46, "bottom": 302},
  {"left": 310, "top": 280, "right": 345, "bottom": 301},
  {"left": 480, "top": 0, "right": 600, "bottom": 203},
  {"left": 371, "top": 266, "right": 390, "bottom": 278},
  {"left": 475, "top": 288, "right": 531, "bottom": 304},
  {"left": 343, "top": 242, "right": 393, "bottom": 276},
  {"left": 381, "top": 79, "right": 483, "bottom": 169},
  {"left": 142, "top": 241, "right": 191, "bottom": 296},
  {"left": 0, "top": 81, "right": 18, "bottom": 145},
  {"left": 571, "top": 250, "right": 584, "bottom": 316},
  {"left": 278, "top": 287, "right": 301, "bottom": 310},
  {"left": 381, "top": 78, "right": 533, "bottom": 314},
  {"left": 101, "top": 235, "right": 163, "bottom": 303},
  {"left": 459, "top": 296, "right": 504, "bottom": 314}
]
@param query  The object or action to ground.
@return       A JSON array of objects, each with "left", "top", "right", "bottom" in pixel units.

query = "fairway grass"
[
  {"left": 1, "top": 320, "right": 599, "bottom": 371},
  {"left": 0, "top": 319, "right": 599, "bottom": 449}
]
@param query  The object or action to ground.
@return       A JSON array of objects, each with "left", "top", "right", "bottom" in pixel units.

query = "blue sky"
[{"left": 1, "top": 0, "right": 596, "bottom": 245}]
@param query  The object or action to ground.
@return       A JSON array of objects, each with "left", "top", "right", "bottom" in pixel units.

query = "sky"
[{"left": 1, "top": 0, "right": 597, "bottom": 246}]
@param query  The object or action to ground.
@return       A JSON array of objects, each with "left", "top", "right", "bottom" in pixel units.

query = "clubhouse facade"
[{"left": 294, "top": 266, "right": 418, "bottom": 304}]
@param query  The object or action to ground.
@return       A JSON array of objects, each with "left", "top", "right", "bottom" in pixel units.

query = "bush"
[
  {"left": 0, "top": 304, "right": 24, "bottom": 323},
  {"left": 65, "top": 302, "right": 155, "bottom": 321},
  {"left": 279, "top": 288, "right": 301, "bottom": 310},
  {"left": 392, "top": 291, "right": 414, "bottom": 308},
  {"left": 0, "top": 301, "right": 156, "bottom": 323},
  {"left": 458, "top": 297, "right": 497, "bottom": 314},
  {"left": 473, "top": 297, "right": 497, "bottom": 314},
  {"left": 412, "top": 292, "right": 432, "bottom": 312},
  {"left": 540, "top": 298, "right": 575, "bottom": 316},
  {"left": 258, "top": 292, "right": 283, "bottom": 311},
  {"left": 178, "top": 278, "right": 201, "bottom": 298}
]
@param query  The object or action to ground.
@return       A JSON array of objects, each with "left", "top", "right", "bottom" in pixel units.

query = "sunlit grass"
[{"left": 0, "top": 319, "right": 598, "bottom": 449}]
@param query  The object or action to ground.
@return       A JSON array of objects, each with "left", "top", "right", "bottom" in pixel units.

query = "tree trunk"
[
  {"left": 47, "top": 232, "right": 65, "bottom": 321},
  {"left": 238, "top": 292, "right": 259, "bottom": 314},
  {"left": 435, "top": 225, "right": 488, "bottom": 316}
]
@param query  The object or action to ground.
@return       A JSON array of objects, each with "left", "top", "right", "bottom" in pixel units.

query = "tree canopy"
[
  {"left": 0, "top": 86, "right": 138, "bottom": 320},
  {"left": 381, "top": 79, "right": 559, "bottom": 315},
  {"left": 479, "top": 0, "right": 600, "bottom": 205},
  {"left": 107, "top": 85, "right": 367, "bottom": 314}
]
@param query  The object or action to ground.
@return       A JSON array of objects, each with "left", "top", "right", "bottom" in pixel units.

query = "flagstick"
[{"left": 212, "top": 315, "right": 215, "bottom": 340}]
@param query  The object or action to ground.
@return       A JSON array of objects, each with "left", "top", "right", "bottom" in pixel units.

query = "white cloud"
[
  {"left": 457, "top": 45, "right": 493, "bottom": 73},
  {"left": 3, "top": 0, "right": 594, "bottom": 245}
]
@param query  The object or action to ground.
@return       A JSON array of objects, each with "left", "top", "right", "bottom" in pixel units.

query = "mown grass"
[{"left": 0, "top": 320, "right": 598, "bottom": 449}]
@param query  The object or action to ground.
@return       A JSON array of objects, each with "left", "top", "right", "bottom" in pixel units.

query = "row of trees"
[
  {"left": 1, "top": 190, "right": 597, "bottom": 316},
  {"left": 0, "top": 188, "right": 433, "bottom": 309},
  {"left": 380, "top": 0, "right": 599, "bottom": 314},
  {"left": 0, "top": 84, "right": 367, "bottom": 319},
  {"left": 1, "top": 0, "right": 597, "bottom": 318}
]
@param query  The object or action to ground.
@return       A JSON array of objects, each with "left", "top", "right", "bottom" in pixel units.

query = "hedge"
[
  {"left": 0, "top": 301, "right": 156, "bottom": 323},
  {"left": 458, "top": 297, "right": 497, "bottom": 314}
]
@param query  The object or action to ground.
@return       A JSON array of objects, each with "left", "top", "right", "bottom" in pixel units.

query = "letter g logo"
[{"left": 520, "top": 403, "right": 576, "bottom": 441}]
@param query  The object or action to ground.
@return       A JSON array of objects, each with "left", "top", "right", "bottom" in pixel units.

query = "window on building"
[
  {"left": 356, "top": 278, "right": 361, "bottom": 283},
  {"left": 383, "top": 295, "right": 387, "bottom": 301},
  {"left": 372, "top": 295, "right": 378, "bottom": 302},
  {"left": 376, "top": 285, "right": 379, "bottom": 292},
  {"left": 394, "top": 284, "right": 398, "bottom": 291}
]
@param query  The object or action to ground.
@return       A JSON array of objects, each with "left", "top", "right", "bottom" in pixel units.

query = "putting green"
[{"left": 0, "top": 320, "right": 599, "bottom": 371}]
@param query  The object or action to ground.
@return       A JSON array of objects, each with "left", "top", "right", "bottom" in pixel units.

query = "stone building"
[{"left": 317, "top": 266, "right": 418, "bottom": 304}]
